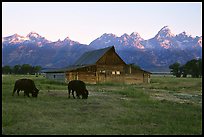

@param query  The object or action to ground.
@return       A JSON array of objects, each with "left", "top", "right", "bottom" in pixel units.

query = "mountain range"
[{"left": 2, "top": 26, "right": 202, "bottom": 72}]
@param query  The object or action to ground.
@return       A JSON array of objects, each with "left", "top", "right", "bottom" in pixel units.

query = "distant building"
[{"left": 41, "top": 68, "right": 65, "bottom": 82}]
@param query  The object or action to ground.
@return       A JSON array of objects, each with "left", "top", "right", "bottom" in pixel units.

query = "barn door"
[
  {"left": 143, "top": 73, "right": 148, "bottom": 83},
  {"left": 97, "top": 71, "right": 106, "bottom": 83},
  {"left": 68, "top": 72, "right": 78, "bottom": 81}
]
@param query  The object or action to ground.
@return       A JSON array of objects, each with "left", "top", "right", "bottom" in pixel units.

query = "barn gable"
[
  {"left": 73, "top": 46, "right": 125, "bottom": 66},
  {"left": 96, "top": 46, "right": 126, "bottom": 65}
]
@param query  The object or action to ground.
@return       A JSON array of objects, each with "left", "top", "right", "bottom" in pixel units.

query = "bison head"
[
  {"left": 32, "top": 89, "right": 39, "bottom": 97},
  {"left": 82, "top": 89, "right": 89, "bottom": 99}
]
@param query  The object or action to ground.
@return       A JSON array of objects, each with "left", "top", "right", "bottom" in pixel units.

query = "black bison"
[
  {"left": 68, "top": 80, "right": 89, "bottom": 99},
  {"left": 12, "top": 78, "right": 39, "bottom": 97}
]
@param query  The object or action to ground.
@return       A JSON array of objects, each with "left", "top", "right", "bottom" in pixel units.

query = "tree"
[
  {"left": 34, "top": 66, "right": 42, "bottom": 73},
  {"left": 31, "top": 66, "right": 42, "bottom": 74},
  {"left": 2, "top": 64, "right": 42, "bottom": 75},
  {"left": 2, "top": 65, "right": 12, "bottom": 74},
  {"left": 180, "top": 65, "right": 188, "bottom": 77},
  {"left": 169, "top": 59, "right": 202, "bottom": 78},
  {"left": 198, "top": 59, "right": 202, "bottom": 76},
  {"left": 185, "top": 59, "right": 202, "bottom": 78},
  {"left": 169, "top": 62, "right": 182, "bottom": 77},
  {"left": 13, "top": 65, "right": 21, "bottom": 74},
  {"left": 20, "top": 64, "right": 32, "bottom": 74}
]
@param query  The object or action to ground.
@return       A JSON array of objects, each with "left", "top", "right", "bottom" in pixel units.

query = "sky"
[{"left": 2, "top": 2, "right": 202, "bottom": 45}]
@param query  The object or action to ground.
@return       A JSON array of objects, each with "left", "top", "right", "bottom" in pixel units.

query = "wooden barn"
[{"left": 65, "top": 46, "right": 151, "bottom": 84}]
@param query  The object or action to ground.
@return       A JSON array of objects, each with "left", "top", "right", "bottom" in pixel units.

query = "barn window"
[
  {"left": 116, "top": 71, "right": 120, "bottom": 75},
  {"left": 112, "top": 71, "right": 116, "bottom": 75},
  {"left": 100, "top": 70, "right": 106, "bottom": 73}
]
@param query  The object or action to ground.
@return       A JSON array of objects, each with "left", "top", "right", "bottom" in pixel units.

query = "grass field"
[{"left": 2, "top": 74, "right": 202, "bottom": 135}]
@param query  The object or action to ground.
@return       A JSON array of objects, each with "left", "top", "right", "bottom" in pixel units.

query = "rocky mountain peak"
[
  {"left": 155, "top": 26, "right": 175, "bottom": 39},
  {"left": 26, "top": 31, "right": 42, "bottom": 39}
]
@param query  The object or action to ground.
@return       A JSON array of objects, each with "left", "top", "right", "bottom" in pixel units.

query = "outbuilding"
[{"left": 41, "top": 68, "right": 65, "bottom": 82}]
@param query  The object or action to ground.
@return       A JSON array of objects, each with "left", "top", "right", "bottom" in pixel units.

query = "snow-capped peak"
[
  {"left": 25, "top": 32, "right": 52, "bottom": 44},
  {"left": 197, "top": 36, "right": 202, "bottom": 47},
  {"left": 121, "top": 33, "right": 130, "bottom": 39},
  {"left": 62, "top": 36, "right": 80, "bottom": 46},
  {"left": 96, "top": 33, "right": 117, "bottom": 41},
  {"left": 64, "top": 36, "right": 71, "bottom": 41},
  {"left": 101, "top": 33, "right": 117, "bottom": 38},
  {"left": 120, "top": 33, "right": 131, "bottom": 42},
  {"left": 160, "top": 25, "right": 170, "bottom": 31},
  {"left": 130, "top": 32, "right": 143, "bottom": 41},
  {"left": 3, "top": 33, "right": 29, "bottom": 44},
  {"left": 121, "top": 33, "right": 129, "bottom": 37},
  {"left": 130, "top": 32, "right": 140, "bottom": 37},
  {"left": 177, "top": 31, "right": 191, "bottom": 37},
  {"left": 180, "top": 31, "right": 187, "bottom": 35},
  {"left": 9, "top": 33, "right": 24, "bottom": 39},
  {"left": 156, "top": 25, "right": 174, "bottom": 39},
  {"left": 26, "top": 31, "right": 42, "bottom": 39}
]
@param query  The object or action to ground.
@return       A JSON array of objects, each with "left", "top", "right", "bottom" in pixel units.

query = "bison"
[
  {"left": 12, "top": 78, "right": 39, "bottom": 97},
  {"left": 68, "top": 80, "right": 89, "bottom": 99}
]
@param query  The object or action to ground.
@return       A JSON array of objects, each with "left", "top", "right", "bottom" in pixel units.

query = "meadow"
[{"left": 2, "top": 74, "right": 202, "bottom": 135}]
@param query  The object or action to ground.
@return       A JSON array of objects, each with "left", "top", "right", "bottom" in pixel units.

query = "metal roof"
[
  {"left": 73, "top": 46, "right": 114, "bottom": 66},
  {"left": 41, "top": 68, "right": 67, "bottom": 73}
]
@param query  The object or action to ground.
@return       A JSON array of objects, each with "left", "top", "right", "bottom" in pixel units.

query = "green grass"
[{"left": 2, "top": 74, "right": 202, "bottom": 135}]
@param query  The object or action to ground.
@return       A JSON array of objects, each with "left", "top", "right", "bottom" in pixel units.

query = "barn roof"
[
  {"left": 41, "top": 68, "right": 66, "bottom": 73},
  {"left": 73, "top": 46, "right": 115, "bottom": 66}
]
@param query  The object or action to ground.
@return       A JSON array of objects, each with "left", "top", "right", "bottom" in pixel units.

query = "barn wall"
[
  {"left": 65, "top": 65, "right": 97, "bottom": 84},
  {"left": 105, "top": 74, "right": 124, "bottom": 83},
  {"left": 96, "top": 65, "right": 124, "bottom": 76},
  {"left": 66, "top": 71, "right": 97, "bottom": 84},
  {"left": 65, "top": 65, "right": 151, "bottom": 84},
  {"left": 65, "top": 66, "right": 125, "bottom": 84},
  {"left": 78, "top": 72, "right": 97, "bottom": 84},
  {"left": 96, "top": 65, "right": 125, "bottom": 83},
  {"left": 123, "top": 73, "right": 144, "bottom": 84},
  {"left": 65, "top": 72, "right": 77, "bottom": 83},
  {"left": 143, "top": 73, "right": 151, "bottom": 83},
  {"left": 45, "top": 72, "right": 65, "bottom": 82},
  {"left": 123, "top": 65, "right": 151, "bottom": 84}
]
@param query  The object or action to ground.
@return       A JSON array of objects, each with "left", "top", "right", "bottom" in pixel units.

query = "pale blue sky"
[{"left": 2, "top": 2, "right": 202, "bottom": 44}]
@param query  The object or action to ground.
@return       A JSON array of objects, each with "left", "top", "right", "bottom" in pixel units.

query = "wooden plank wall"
[
  {"left": 78, "top": 72, "right": 97, "bottom": 84},
  {"left": 124, "top": 74, "right": 143, "bottom": 84},
  {"left": 65, "top": 65, "right": 150, "bottom": 84}
]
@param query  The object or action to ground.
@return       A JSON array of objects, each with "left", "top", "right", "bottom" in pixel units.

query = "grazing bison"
[
  {"left": 12, "top": 78, "right": 39, "bottom": 97},
  {"left": 68, "top": 80, "right": 89, "bottom": 99}
]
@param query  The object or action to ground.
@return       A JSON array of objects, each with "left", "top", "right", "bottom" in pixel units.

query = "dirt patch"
[{"left": 148, "top": 88, "right": 202, "bottom": 104}]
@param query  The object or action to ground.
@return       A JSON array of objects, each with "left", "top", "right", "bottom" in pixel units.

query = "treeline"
[
  {"left": 2, "top": 64, "right": 42, "bottom": 74},
  {"left": 169, "top": 58, "right": 202, "bottom": 78}
]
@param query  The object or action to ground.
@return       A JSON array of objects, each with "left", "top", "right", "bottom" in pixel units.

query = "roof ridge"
[{"left": 86, "top": 46, "right": 114, "bottom": 53}]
